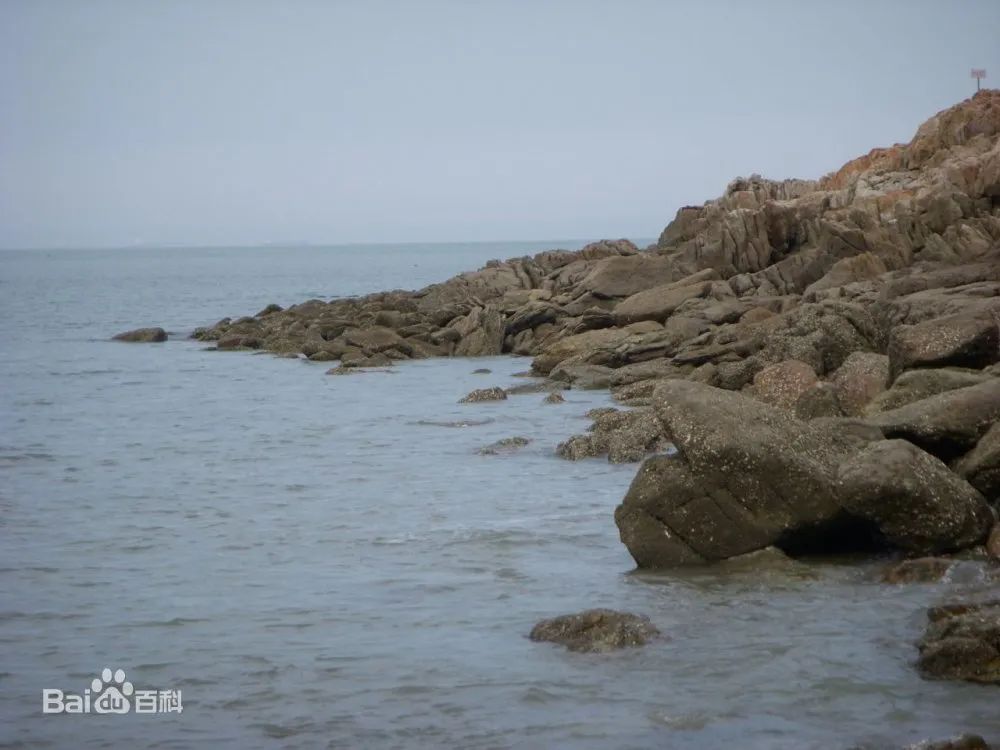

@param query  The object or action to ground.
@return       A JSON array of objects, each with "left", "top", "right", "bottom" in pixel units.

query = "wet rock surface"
[
  {"left": 459, "top": 387, "right": 508, "bottom": 403},
  {"left": 917, "top": 600, "right": 1000, "bottom": 684},
  {"left": 881, "top": 557, "right": 954, "bottom": 584},
  {"left": 529, "top": 608, "right": 661, "bottom": 653}
]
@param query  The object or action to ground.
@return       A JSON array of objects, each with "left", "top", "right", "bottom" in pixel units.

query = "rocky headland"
[
  {"left": 135, "top": 92, "right": 1000, "bottom": 699},
  {"left": 184, "top": 91, "right": 1000, "bottom": 565}
]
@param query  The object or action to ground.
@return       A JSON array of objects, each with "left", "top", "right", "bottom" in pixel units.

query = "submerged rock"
[
  {"left": 113, "top": 327, "right": 167, "bottom": 342},
  {"left": 543, "top": 392, "right": 565, "bottom": 405},
  {"left": 917, "top": 600, "right": 1000, "bottom": 684},
  {"left": 478, "top": 437, "right": 531, "bottom": 455},
  {"left": 881, "top": 557, "right": 954, "bottom": 584},
  {"left": 459, "top": 387, "right": 508, "bottom": 403},
  {"left": 529, "top": 608, "right": 661, "bottom": 653}
]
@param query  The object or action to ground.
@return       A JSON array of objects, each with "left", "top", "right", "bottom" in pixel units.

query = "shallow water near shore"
[{"left": 1, "top": 244, "right": 997, "bottom": 749}]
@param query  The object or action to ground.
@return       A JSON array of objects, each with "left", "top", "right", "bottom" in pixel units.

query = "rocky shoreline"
[{"left": 118, "top": 91, "right": 1000, "bottom": 741}]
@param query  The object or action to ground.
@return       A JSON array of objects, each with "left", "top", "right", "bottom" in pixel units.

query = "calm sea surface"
[{"left": 0, "top": 243, "right": 996, "bottom": 749}]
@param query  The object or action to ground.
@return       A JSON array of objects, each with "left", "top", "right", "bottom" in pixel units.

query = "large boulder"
[
  {"left": 837, "top": 440, "right": 993, "bottom": 554},
  {"left": 529, "top": 609, "right": 661, "bottom": 652},
  {"left": 574, "top": 254, "right": 677, "bottom": 299},
  {"left": 917, "top": 600, "right": 1000, "bottom": 684},
  {"left": 612, "top": 279, "right": 713, "bottom": 325},
  {"left": 614, "top": 381, "right": 872, "bottom": 566},
  {"left": 865, "top": 380, "right": 1000, "bottom": 460},
  {"left": 113, "top": 327, "right": 167, "bottom": 342},
  {"left": 888, "top": 311, "right": 999, "bottom": 382},
  {"left": 453, "top": 305, "right": 506, "bottom": 357}
]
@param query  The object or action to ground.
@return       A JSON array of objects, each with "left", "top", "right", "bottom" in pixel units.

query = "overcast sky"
[{"left": 1, "top": 1, "right": 998, "bottom": 249}]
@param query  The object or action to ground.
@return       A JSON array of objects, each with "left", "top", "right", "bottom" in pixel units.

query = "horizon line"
[{"left": 0, "top": 235, "right": 659, "bottom": 253}]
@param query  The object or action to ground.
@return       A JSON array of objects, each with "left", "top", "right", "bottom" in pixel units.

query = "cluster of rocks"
[{"left": 121, "top": 93, "right": 1000, "bottom": 708}]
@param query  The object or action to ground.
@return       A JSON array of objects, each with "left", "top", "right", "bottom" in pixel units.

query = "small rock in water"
[
  {"left": 543, "top": 392, "right": 565, "bottom": 405},
  {"left": 112, "top": 327, "right": 167, "bottom": 342},
  {"left": 459, "top": 387, "right": 508, "bottom": 403},
  {"left": 478, "top": 436, "right": 531, "bottom": 455},
  {"left": 472, "top": 368, "right": 492, "bottom": 374},
  {"left": 529, "top": 608, "right": 661, "bottom": 653},
  {"left": 881, "top": 557, "right": 954, "bottom": 584},
  {"left": 917, "top": 600, "right": 1000, "bottom": 684}
]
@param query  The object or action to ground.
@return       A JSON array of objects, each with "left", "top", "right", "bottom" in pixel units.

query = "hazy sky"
[{"left": 1, "top": 1, "right": 998, "bottom": 248}]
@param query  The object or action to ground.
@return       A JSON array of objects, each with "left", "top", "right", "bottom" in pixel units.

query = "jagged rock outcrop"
[{"left": 188, "top": 92, "right": 999, "bottom": 387}]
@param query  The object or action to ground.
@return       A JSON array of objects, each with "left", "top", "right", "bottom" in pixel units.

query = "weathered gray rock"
[
  {"left": 750, "top": 359, "right": 818, "bottom": 410},
  {"left": 453, "top": 305, "right": 505, "bottom": 357},
  {"left": 612, "top": 280, "right": 712, "bottom": 325},
  {"left": 543, "top": 392, "right": 565, "bottom": 405},
  {"left": 838, "top": 440, "right": 993, "bottom": 554},
  {"left": 888, "top": 311, "right": 999, "bottom": 382},
  {"left": 459, "top": 387, "right": 508, "bottom": 403},
  {"left": 531, "top": 327, "right": 634, "bottom": 374},
  {"left": 574, "top": 254, "right": 677, "bottom": 299},
  {"left": 529, "top": 608, "right": 661, "bottom": 652},
  {"left": 794, "top": 382, "right": 845, "bottom": 420},
  {"left": 865, "top": 380, "right": 1000, "bottom": 460},
  {"left": 832, "top": 351, "right": 890, "bottom": 416},
  {"left": 863, "top": 368, "right": 993, "bottom": 414},
  {"left": 917, "top": 600, "right": 1000, "bottom": 684},
  {"left": 557, "top": 408, "right": 668, "bottom": 463},
  {"left": 113, "top": 327, "right": 167, "bottom": 342}
]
